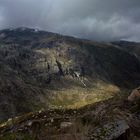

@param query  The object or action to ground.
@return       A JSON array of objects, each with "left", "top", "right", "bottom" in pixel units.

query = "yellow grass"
[{"left": 48, "top": 79, "right": 120, "bottom": 109}]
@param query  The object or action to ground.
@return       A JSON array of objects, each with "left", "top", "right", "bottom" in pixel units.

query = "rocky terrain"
[
  {"left": 0, "top": 93, "right": 140, "bottom": 140},
  {"left": 0, "top": 27, "right": 140, "bottom": 139}
]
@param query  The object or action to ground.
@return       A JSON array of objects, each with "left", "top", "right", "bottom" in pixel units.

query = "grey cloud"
[{"left": 0, "top": 0, "right": 140, "bottom": 41}]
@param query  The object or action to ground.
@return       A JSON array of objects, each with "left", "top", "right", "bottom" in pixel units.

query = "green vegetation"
[{"left": 48, "top": 80, "right": 120, "bottom": 109}]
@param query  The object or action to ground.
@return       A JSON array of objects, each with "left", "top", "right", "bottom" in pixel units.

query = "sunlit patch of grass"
[{"left": 48, "top": 80, "right": 120, "bottom": 109}]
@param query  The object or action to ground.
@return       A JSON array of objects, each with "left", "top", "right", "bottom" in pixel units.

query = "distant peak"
[{"left": 0, "top": 27, "right": 41, "bottom": 33}]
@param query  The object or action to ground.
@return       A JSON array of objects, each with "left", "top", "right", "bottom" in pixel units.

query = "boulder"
[
  {"left": 60, "top": 122, "right": 73, "bottom": 129},
  {"left": 128, "top": 88, "right": 140, "bottom": 102}
]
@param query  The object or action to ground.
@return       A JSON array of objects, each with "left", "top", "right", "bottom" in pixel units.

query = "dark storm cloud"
[{"left": 0, "top": 0, "right": 140, "bottom": 41}]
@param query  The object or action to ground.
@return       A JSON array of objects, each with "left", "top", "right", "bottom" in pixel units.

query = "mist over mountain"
[
  {"left": 0, "top": 1, "right": 140, "bottom": 140},
  {"left": 0, "top": 0, "right": 140, "bottom": 41},
  {"left": 1, "top": 0, "right": 140, "bottom": 139}
]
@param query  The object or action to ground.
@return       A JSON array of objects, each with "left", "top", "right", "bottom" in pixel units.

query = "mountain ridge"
[{"left": 0, "top": 27, "right": 140, "bottom": 121}]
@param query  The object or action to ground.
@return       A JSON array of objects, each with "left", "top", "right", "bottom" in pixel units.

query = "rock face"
[{"left": 90, "top": 120, "right": 130, "bottom": 140}]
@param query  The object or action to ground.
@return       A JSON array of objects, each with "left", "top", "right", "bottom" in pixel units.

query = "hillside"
[
  {"left": 0, "top": 27, "right": 140, "bottom": 123},
  {"left": 112, "top": 41, "right": 140, "bottom": 60}
]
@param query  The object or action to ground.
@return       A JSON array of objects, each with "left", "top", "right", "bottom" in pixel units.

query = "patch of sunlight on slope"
[{"left": 48, "top": 81, "right": 120, "bottom": 109}]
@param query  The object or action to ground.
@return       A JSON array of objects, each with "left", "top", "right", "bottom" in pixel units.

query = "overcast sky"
[{"left": 0, "top": 0, "right": 140, "bottom": 41}]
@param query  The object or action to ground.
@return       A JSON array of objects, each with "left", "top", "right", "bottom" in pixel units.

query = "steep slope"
[
  {"left": 0, "top": 27, "right": 140, "bottom": 121},
  {"left": 112, "top": 41, "right": 140, "bottom": 60}
]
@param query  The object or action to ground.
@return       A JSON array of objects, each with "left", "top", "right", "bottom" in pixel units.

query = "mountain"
[
  {"left": 112, "top": 40, "right": 140, "bottom": 60},
  {"left": 0, "top": 27, "right": 140, "bottom": 121},
  {"left": 0, "top": 27, "right": 140, "bottom": 139}
]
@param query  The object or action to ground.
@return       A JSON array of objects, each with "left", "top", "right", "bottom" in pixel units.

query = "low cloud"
[{"left": 0, "top": 0, "right": 140, "bottom": 41}]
